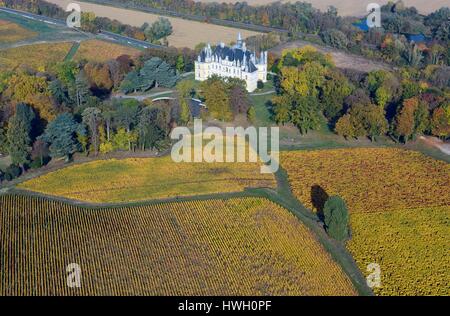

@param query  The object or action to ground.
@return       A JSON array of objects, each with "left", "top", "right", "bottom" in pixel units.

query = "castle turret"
[{"left": 237, "top": 32, "right": 243, "bottom": 48}]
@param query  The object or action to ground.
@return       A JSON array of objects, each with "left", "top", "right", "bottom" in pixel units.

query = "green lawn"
[{"left": 249, "top": 93, "right": 273, "bottom": 126}]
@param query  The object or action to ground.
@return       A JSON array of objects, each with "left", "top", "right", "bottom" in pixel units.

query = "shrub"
[
  {"left": 323, "top": 196, "right": 349, "bottom": 241},
  {"left": 5, "top": 164, "right": 22, "bottom": 180},
  {"left": 257, "top": 80, "right": 264, "bottom": 90},
  {"left": 247, "top": 106, "right": 256, "bottom": 124},
  {"left": 100, "top": 142, "right": 114, "bottom": 154}
]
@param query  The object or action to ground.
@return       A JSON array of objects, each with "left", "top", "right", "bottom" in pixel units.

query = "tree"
[
  {"left": 323, "top": 196, "right": 349, "bottom": 242},
  {"left": 320, "top": 29, "right": 349, "bottom": 49},
  {"left": 366, "top": 70, "right": 400, "bottom": 108},
  {"left": 321, "top": 69, "right": 352, "bottom": 121},
  {"left": 49, "top": 79, "right": 69, "bottom": 106},
  {"left": 347, "top": 104, "right": 388, "bottom": 141},
  {"left": 31, "top": 139, "right": 49, "bottom": 166},
  {"left": 140, "top": 57, "right": 178, "bottom": 89},
  {"left": 0, "top": 127, "right": 7, "bottom": 155},
  {"left": 179, "top": 98, "right": 191, "bottom": 125},
  {"left": 175, "top": 55, "right": 184, "bottom": 73},
  {"left": 84, "top": 62, "right": 114, "bottom": 93},
  {"left": 82, "top": 107, "right": 102, "bottom": 155},
  {"left": 119, "top": 71, "right": 140, "bottom": 94},
  {"left": 430, "top": 107, "right": 450, "bottom": 139},
  {"left": 137, "top": 107, "right": 165, "bottom": 150},
  {"left": 335, "top": 114, "right": 355, "bottom": 139},
  {"left": 4, "top": 73, "right": 55, "bottom": 121},
  {"left": 290, "top": 95, "right": 322, "bottom": 134},
  {"left": 100, "top": 102, "right": 115, "bottom": 142},
  {"left": 41, "top": 113, "right": 79, "bottom": 162},
  {"left": 394, "top": 97, "right": 418, "bottom": 143},
  {"left": 201, "top": 79, "right": 233, "bottom": 121},
  {"left": 247, "top": 106, "right": 256, "bottom": 124},
  {"left": 6, "top": 103, "right": 35, "bottom": 171},
  {"left": 120, "top": 58, "right": 178, "bottom": 93},
  {"left": 112, "top": 128, "right": 130, "bottom": 151},
  {"left": 176, "top": 80, "right": 195, "bottom": 99},
  {"left": 144, "top": 17, "right": 173, "bottom": 42},
  {"left": 229, "top": 85, "right": 250, "bottom": 115},
  {"left": 257, "top": 80, "right": 264, "bottom": 90},
  {"left": 271, "top": 95, "right": 291, "bottom": 125},
  {"left": 116, "top": 99, "right": 140, "bottom": 150},
  {"left": 74, "top": 70, "right": 91, "bottom": 109}
]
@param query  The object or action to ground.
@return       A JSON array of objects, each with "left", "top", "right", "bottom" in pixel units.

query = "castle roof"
[{"left": 198, "top": 35, "right": 260, "bottom": 73}]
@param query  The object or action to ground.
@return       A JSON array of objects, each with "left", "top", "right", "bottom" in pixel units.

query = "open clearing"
[
  {"left": 196, "top": 0, "right": 447, "bottom": 16},
  {"left": 281, "top": 148, "right": 450, "bottom": 295},
  {"left": 18, "top": 155, "right": 276, "bottom": 203},
  {"left": 0, "top": 195, "right": 356, "bottom": 295},
  {"left": 46, "top": 0, "right": 261, "bottom": 48}
]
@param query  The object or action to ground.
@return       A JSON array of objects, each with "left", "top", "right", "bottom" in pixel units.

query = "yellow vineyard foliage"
[
  {"left": 0, "top": 20, "right": 36, "bottom": 43},
  {"left": 0, "top": 195, "right": 356, "bottom": 295},
  {"left": 281, "top": 148, "right": 449, "bottom": 213},
  {"left": 281, "top": 148, "right": 450, "bottom": 296},
  {"left": 18, "top": 156, "right": 276, "bottom": 203},
  {"left": 74, "top": 39, "right": 140, "bottom": 63},
  {"left": 0, "top": 42, "right": 72, "bottom": 72},
  {"left": 348, "top": 206, "right": 450, "bottom": 296}
]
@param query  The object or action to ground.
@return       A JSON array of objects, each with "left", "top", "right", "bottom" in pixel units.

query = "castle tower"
[{"left": 237, "top": 32, "right": 243, "bottom": 48}]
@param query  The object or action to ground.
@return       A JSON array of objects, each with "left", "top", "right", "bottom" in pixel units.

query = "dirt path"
[{"left": 419, "top": 136, "right": 450, "bottom": 156}]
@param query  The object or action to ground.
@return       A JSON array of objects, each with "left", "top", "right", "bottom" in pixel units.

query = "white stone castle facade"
[{"left": 195, "top": 33, "right": 268, "bottom": 92}]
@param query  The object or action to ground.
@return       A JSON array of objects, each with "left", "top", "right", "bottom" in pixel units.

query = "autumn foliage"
[{"left": 0, "top": 195, "right": 356, "bottom": 295}]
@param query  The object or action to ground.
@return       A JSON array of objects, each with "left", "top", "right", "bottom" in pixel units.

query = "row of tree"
[
  {"left": 271, "top": 46, "right": 450, "bottom": 142},
  {"left": 0, "top": 98, "right": 175, "bottom": 176}
]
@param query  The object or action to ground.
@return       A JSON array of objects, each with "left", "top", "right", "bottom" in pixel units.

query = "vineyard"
[
  {"left": 0, "top": 42, "right": 73, "bottom": 72},
  {"left": 0, "top": 19, "right": 36, "bottom": 43},
  {"left": 348, "top": 206, "right": 449, "bottom": 296},
  {"left": 73, "top": 39, "right": 140, "bottom": 62},
  {"left": 18, "top": 156, "right": 277, "bottom": 203},
  {"left": 281, "top": 148, "right": 450, "bottom": 295},
  {"left": 0, "top": 194, "right": 356, "bottom": 295},
  {"left": 281, "top": 148, "right": 450, "bottom": 213}
]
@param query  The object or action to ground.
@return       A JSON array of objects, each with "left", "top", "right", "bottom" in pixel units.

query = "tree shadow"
[{"left": 311, "top": 184, "right": 329, "bottom": 222}]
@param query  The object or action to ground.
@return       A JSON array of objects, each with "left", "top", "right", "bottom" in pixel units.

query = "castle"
[{"left": 195, "top": 33, "right": 268, "bottom": 92}]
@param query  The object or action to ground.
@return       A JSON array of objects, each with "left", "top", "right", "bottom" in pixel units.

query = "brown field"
[
  {"left": 0, "top": 42, "right": 73, "bottom": 71},
  {"left": 0, "top": 195, "right": 357, "bottom": 295},
  {"left": 0, "top": 19, "right": 37, "bottom": 43},
  {"left": 74, "top": 39, "right": 140, "bottom": 62},
  {"left": 196, "top": 0, "right": 447, "bottom": 16},
  {"left": 46, "top": 0, "right": 261, "bottom": 49}
]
